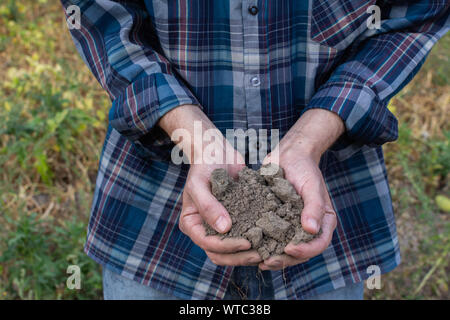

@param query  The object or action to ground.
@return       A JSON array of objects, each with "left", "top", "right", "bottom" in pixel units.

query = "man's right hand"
[{"left": 158, "top": 104, "right": 262, "bottom": 266}]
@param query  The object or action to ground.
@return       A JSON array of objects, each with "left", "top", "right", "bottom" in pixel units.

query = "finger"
[
  {"left": 180, "top": 193, "right": 251, "bottom": 253},
  {"left": 298, "top": 177, "right": 326, "bottom": 234},
  {"left": 259, "top": 254, "right": 309, "bottom": 271},
  {"left": 322, "top": 179, "right": 335, "bottom": 216},
  {"left": 183, "top": 219, "right": 251, "bottom": 253},
  {"left": 285, "top": 211, "right": 337, "bottom": 259},
  {"left": 206, "top": 250, "right": 262, "bottom": 266},
  {"left": 262, "top": 151, "right": 279, "bottom": 166},
  {"left": 187, "top": 177, "right": 231, "bottom": 233},
  {"left": 179, "top": 191, "right": 198, "bottom": 232},
  {"left": 179, "top": 191, "right": 200, "bottom": 236},
  {"left": 181, "top": 213, "right": 251, "bottom": 253}
]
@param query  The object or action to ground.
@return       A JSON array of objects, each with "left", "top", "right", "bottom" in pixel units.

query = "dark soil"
[{"left": 205, "top": 163, "right": 319, "bottom": 260}]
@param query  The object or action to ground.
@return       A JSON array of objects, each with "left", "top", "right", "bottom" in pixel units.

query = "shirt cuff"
[
  {"left": 108, "top": 73, "right": 200, "bottom": 160},
  {"left": 302, "top": 81, "right": 398, "bottom": 160},
  {"left": 109, "top": 72, "right": 200, "bottom": 141}
]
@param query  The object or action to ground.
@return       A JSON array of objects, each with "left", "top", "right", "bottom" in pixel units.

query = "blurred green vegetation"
[
  {"left": 0, "top": 0, "right": 107, "bottom": 299},
  {"left": 0, "top": 1, "right": 448, "bottom": 300},
  {"left": 365, "top": 32, "right": 450, "bottom": 299}
]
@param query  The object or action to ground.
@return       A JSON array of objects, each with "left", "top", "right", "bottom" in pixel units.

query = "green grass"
[
  {"left": 0, "top": 0, "right": 107, "bottom": 300},
  {"left": 0, "top": 212, "right": 102, "bottom": 299},
  {"left": 365, "top": 35, "right": 450, "bottom": 298},
  {"left": 368, "top": 124, "right": 450, "bottom": 299},
  {"left": 0, "top": 0, "right": 448, "bottom": 300}
]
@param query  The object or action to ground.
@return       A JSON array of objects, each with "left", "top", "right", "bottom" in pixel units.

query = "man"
[{"left": 61, "top": 0, "right": 449, "bottom": 300}]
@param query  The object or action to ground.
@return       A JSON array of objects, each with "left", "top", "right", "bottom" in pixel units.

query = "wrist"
[
  {"left": 277, "top": 109, "right": 345, "bottom": 164},
  {"left": 158, "top": 104, "right": 214, "bottom": 163},
  {"left": 276, "top": 134, "right": 322, "bottom": 165}
]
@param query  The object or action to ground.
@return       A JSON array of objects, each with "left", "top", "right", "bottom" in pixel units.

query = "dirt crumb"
[{"left": 205, "top": 163, "right": 319, "bottom": 260}]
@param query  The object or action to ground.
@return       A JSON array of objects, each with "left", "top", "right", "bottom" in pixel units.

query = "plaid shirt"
[{"left": 62, "top": 0, "right": 449, "bottom": 299}]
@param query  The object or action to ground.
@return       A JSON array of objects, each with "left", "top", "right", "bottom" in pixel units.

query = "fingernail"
[
  {"left": 307, "top": 218, "right": 319, "bottom": 233},
  {"left": 325, "top": 205, "right": 335, "bottom": 213},
  {"left": 240, "top": 243, "right": 251, "bottom": 251},
  {"left": 250, "top": 256, "right": 262, "bottom": 263},
  {"left": 272, "top": 259, "right": 282, "bottom": 266},
  {"left": 214, "top": 216, "right": 228, "bottom": 233}
]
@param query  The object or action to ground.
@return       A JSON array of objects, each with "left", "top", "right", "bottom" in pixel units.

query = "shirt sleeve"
[
  {"left": 303, "top": 0, "right": 449, "bottom": 160},
  {"left": 61, "top": 0, "right": 200, "bottom": 149}
]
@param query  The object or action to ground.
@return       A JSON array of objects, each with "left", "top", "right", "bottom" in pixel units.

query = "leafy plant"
[{"left": 0, "top": 212, "right": 102, "bottom": 300}]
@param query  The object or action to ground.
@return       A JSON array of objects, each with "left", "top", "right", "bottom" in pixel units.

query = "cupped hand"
[
  {"left": 257, "top": 107, "right": 345, "bottom": 271},
  {"left": 178, "top": 139, "right": 262, "bottom": 266},
  {"left": 258, "top": 152, "right": 337, "bottom": 270}
]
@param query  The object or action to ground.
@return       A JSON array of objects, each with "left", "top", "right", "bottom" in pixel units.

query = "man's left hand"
[{"left": 258, "top": 109, "right": 344, "bottom": 270}]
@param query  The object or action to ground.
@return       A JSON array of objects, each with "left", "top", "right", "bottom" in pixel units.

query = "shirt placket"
[{"left": 242, "top": 0, "right": 264, "bottom": 168}]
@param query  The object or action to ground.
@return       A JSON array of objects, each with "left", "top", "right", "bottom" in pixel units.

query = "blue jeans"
[{"left": 102, "top": 266, "right": 364, "bottom": 300}]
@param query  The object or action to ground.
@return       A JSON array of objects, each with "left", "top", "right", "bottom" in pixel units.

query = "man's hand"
[
  {"left": 259, "top": 109, "right": 344, "bottom": 270},
  {"left": 159, "top": 105, "right": 262, "bottom": 266},
  {"left": 180, "top": 163, "right": 263, "bottom": 266}
]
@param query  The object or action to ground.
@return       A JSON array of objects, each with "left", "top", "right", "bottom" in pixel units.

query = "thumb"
[
  {"left": 189, "top": 182, "right": 232, "bottom": 234},
  {"left": 297, "top": 178, "right": 326, "bottom": 234}
]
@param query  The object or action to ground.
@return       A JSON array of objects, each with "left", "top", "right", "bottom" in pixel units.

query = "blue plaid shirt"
[{"left": 62, "top": 0, "right": 449, "bottom": 299}]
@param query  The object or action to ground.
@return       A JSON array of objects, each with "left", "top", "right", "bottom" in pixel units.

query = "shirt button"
[
  {"left": 250, "top": 76, "right": 260, "bottom": 87},
  {"left": 248, "top": 6, "right": 259, "bottom": 15}
]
